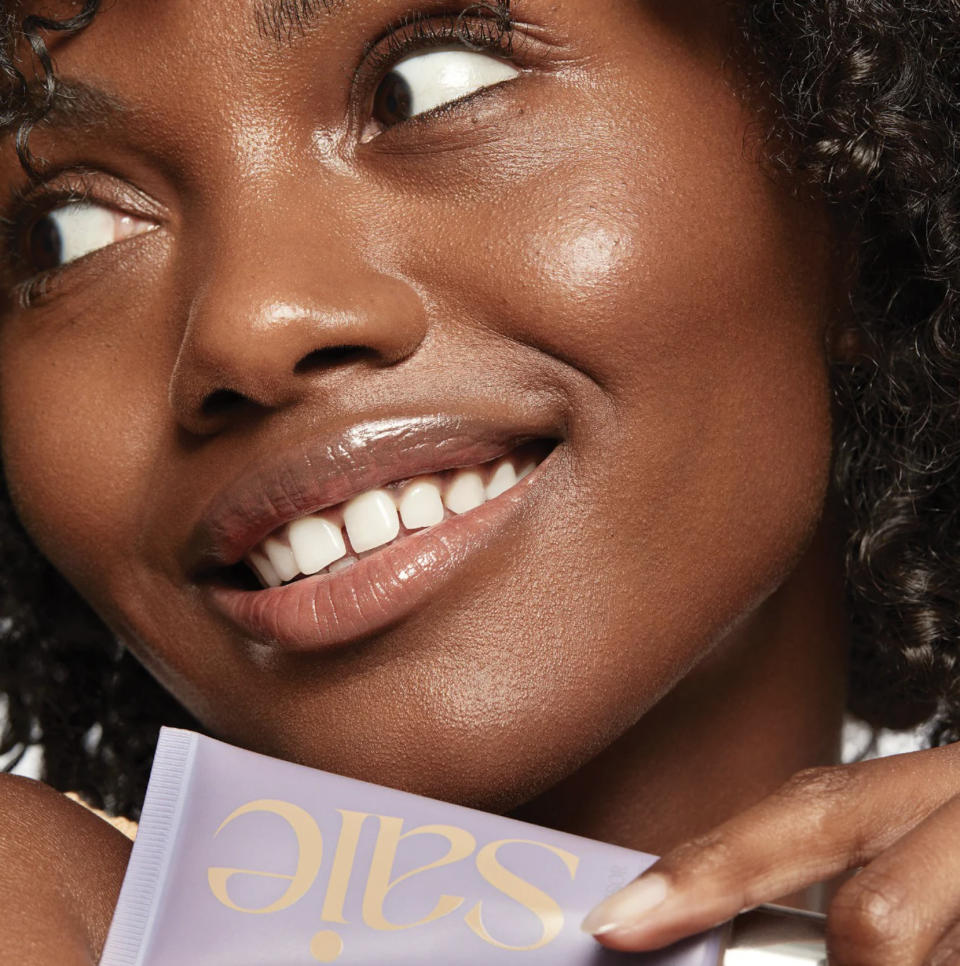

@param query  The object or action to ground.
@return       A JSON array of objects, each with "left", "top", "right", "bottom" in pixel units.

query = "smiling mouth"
[{"left": 219, "top": 439, "right": 556, "bottom": 592}]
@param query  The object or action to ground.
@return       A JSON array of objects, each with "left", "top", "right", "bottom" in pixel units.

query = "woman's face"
[{"left": 0, "top": 0, "right": 841, "bottom": 813}]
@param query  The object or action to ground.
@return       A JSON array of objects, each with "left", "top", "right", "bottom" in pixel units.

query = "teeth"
[
  {"left": 486, "top": 460, "right": 518, "bottom": 500},
  {"left": 329, "top": 555, "right": 359, "bottom": 573},
  {"left": 262, "top": 536, "right": 300, "bottom": 583},
  {"left": 398, "top": 477, "right": 445, "bottom": 529},
  {"left": 243, "top": 446, "right": 550, "bottom": 588},
  {"left": 287, "top": 514, "right": 346, "bottom": 575},
  {"left": 444, "top": 469, "right": 485, "bottom": 515},
  {"left": 249, "top": 549, "right": 282, "bottom": 588},
  {"left": 343, "top": 489, "right": 400, "bottom": 553}
]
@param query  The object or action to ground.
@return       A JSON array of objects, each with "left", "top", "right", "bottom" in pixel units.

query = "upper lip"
[{"left": 187, "top": 411, "right": 562, "bottom": 575}]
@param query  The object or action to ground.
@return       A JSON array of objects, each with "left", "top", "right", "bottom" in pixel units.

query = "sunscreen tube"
[{"left": 98, "top": 727, "right": 825, "bottom": 965}]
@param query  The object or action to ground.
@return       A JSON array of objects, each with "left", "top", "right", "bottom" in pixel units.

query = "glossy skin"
[
  {"left": 1, "top": 0, "right": 843, "bottom": 812},
  {"left": 2, "top": 1, "right": 958, "bottom": 964}
]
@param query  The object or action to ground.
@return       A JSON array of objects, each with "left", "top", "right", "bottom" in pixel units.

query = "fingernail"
[{"left": 580, "top": 872, "right": 670, "bottom": 936}]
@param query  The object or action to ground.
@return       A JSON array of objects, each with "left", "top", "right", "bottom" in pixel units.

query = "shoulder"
[
  {"left": 64, "top": 790, "right": 139, "bottom": 840},
  {"left": 0, "top": 772, "right": 82, "bottom": 844},
  {"left": 0, "top": 771, "right": 133, "bottom": 860},
  {"left": 0, "top": 773, "right": 132, "bottom": 963},
  {"left": 0, "top": 774, "right": 130, "bottom": 867}
]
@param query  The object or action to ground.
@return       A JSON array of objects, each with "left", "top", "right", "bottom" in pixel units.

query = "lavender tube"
[{"left": 98, "top": 728, "right": 821, "bottom": 966}]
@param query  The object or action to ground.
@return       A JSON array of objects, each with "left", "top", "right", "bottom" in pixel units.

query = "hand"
[
  {"left": 0, "top": 774, "right": 132, "bottom": 966},
  {"left": 580, "top": 744, "right": 960, "bottom": 965}
]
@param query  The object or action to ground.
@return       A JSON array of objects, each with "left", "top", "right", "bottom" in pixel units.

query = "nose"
[{"left": 168, "top": 229, "right": 429, "bottom": 436}]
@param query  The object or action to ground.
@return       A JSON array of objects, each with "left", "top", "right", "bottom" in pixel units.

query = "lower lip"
[{"left": 205, "top": 445, "right": 560, "bottom": 652}]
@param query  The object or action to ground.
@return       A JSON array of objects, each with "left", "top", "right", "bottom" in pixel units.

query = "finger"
[
  {"left": 579, "top": 747, "right": 960, "bottom": 952},
  {"left": 824, "top": 792, "right": 960, "bottom": 965}
]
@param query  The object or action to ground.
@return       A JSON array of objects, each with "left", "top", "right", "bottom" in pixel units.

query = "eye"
[
  {"left": 371, "top": 47, "right": 520, "bottom": 129},
  {"left": 24, "top": 202, "right": 155, "bottom": 273}
]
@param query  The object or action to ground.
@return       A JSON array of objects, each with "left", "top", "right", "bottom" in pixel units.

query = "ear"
[
  {"left": 825, "top": 314, "right": 869, "bottom": 365},
  {"left": 823, "top": 231, "right": 870, "bottom": 365}
]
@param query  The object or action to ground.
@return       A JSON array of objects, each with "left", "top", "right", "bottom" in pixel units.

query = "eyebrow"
[
  {"left": 37, "top": 79, "right": 128, "bottom": 130},
  {"left": 6, "top": 0, "right": 344, "bottom": 139},
  {"left": 254, "top": 0, "right": 347, "bottom": 44},
  {"left": 0, "top": 77, "right": 129, "bottom": 141}
]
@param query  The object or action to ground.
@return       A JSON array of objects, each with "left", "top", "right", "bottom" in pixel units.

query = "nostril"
[
  {"left": 190, "top": 346, "right": 379, "bottom": 425},
  {"left": 201, "top": 387, "right": 246, "bottom": 418},
  {"left": 293, "top": 345, "right": 371, "bottom": 375}
]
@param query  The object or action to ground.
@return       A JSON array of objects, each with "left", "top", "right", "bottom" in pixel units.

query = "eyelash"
[
  {"left": 358, "top": 5, "right": 516, "bottom": 91},
  {"left": 1, "top": 5, "right": 520, "bottom": 304},
  {"left": 1, "top": 180, "right": 96, "bottom": 306}
]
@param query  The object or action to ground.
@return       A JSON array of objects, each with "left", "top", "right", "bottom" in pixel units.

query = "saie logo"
[{"left": 207, "top": 799, "right": 581, "bottom": 960}]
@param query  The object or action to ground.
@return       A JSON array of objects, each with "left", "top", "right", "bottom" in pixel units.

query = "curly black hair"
[{"left": 1, "top": 0, "right": 958, "bottom": 820}]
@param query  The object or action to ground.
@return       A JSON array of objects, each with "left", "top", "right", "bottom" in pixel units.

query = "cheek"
[
  {"left": 401, "top": 92, "right": 838, "bottom": 680},
  {"left": 0, "top": 292, "right": 169, "bottom": 606},
  {"left": 546, "top": 225, "right": 630, "bottom": 293},
  {"left": 560, "top": 186, "right": 830, "bottom": 583}
]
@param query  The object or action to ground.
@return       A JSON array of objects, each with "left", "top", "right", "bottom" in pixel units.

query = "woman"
[{"left": 0, "top": 0, "right": 958, "bottom": 962}]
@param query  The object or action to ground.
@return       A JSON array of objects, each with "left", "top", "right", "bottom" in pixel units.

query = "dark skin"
[{"left": 1, "top": 1, "right": 960, "bottom": 964}]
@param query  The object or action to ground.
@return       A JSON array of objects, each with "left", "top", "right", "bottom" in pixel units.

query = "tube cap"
[{"left": 723, "top": 904, "right": 827, "bottom": 965}]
